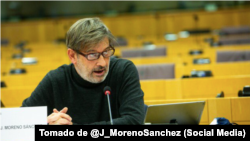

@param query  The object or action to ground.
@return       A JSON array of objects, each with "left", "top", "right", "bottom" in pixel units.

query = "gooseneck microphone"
[{"left": 103, "top": 86, "right": 113, "bottom": 125}]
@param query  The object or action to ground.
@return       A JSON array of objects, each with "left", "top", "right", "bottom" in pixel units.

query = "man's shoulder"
[
  {"left": 110, "top": 57, "right": 136, "bottom": 73},
  {"left": 110, "top": 57, "right": 133, "bottom": 67},
  {"left": 47, "top": 63, "right": 72, "bottom": 77}
]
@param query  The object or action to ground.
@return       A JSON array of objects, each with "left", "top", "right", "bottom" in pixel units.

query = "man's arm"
[
  {"left": 22, "top": 74, "right": 73, "bottom": 125},
  {"left": 22, "top": 73, "right": 53, "bottom": 109},
  {"left": 115, "top": 60, "right": 145, "bottom": 125},
  {"left": 22, "top": 72, "right": 73, "bottom": 124}
]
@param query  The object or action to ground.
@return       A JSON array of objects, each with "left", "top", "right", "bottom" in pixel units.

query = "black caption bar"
[{"left": 35, "top": 125, "right": 249, "bottom": 139}]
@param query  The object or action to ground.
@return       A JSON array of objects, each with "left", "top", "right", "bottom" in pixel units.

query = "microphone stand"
[{"left": 107, "top": 94, "right": 113, "bottom": 125}]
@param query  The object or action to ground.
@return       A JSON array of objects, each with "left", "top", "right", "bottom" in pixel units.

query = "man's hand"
[{"left": 47, "top": 107, "right": 73, "bottom": 125}]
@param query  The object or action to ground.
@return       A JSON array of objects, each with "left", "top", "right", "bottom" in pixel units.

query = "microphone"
[{"left": 103, "top": 86, "right": 113, "bottom": 125}]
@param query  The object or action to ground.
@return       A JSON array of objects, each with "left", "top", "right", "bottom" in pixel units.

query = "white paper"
[
  {"left": 1, "top": 106, "right": 47, "bottom": 141},
  {"left": 210, "top": 118, "right": 218, "bottom": 125}
]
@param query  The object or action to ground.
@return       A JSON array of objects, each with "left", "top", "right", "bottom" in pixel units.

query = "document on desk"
[{"left": 0, "top": 106, "right": 47, "bottom": 141}]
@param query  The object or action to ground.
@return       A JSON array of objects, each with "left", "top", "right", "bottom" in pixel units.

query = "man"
[{"left": 22, "top": 18, "right": 145, "bottom": 125}]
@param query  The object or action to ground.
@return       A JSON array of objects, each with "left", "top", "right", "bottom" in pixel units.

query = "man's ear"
[{"left": 67, "top": 48, "right": 77, "bottom": 64}]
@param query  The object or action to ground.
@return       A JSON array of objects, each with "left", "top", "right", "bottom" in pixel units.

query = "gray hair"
[{"left": 66, "top": 17, "right": 116, "bottom": 51}]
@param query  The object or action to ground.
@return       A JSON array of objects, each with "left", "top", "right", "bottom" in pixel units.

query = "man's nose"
[{"left": 96, "top": 55, "right": 107, "bottom": 67}]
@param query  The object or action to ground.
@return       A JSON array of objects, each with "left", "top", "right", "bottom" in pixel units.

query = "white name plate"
[{"left": 1, "top": 106, "right": 47, "bottom": 141}]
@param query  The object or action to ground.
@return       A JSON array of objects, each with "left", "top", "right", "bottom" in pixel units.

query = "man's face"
[{"left": 75, "top": 37, "right": 110, "bottom": 83}]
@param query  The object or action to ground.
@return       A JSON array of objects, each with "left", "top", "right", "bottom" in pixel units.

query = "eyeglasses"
[{"left": 73, "top": 46, "right": 115, "bottom": 61}]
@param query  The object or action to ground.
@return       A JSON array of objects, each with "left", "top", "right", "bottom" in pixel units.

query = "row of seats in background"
[
  {"left": 1, "top": 39, "right": 71, "bottom": 107},
  {"left": 1, "top": 41, "right": 70, "bottom": 92},
  {"left": 113, "top": 26, "right": 250, "bottom": 79},
  {"left": 1, "top": 25, "right": 250, "bottom": 99},
  {"left": 1, "top": 25, "right": 250, "bottom": 124},
  {"left": 124, "top": 48, "right": 250, "bottom": 79},
  {"left": 113, "top": 25, "right": 250, "bottom": 47}
]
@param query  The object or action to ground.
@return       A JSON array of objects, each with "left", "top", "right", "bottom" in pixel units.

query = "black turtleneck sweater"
[{"left": 22, "top": 57, "right": 145, "bottom": 125}]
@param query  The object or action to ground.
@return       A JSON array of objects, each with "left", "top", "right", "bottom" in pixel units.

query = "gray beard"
[{"left": 75, "top": 64, "right": 109, "bottom": 84}]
